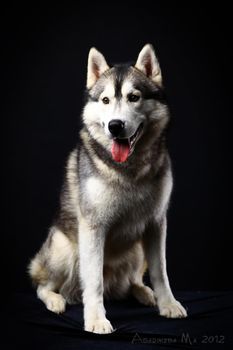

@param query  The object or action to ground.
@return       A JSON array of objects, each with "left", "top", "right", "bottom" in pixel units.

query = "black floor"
[{"left": 3, "top": 291, "right": 233, "bottom": 349}]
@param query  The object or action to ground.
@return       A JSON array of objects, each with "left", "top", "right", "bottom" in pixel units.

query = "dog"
[{"left": 28, "top": 43, "right": 187, "bottom": 334}]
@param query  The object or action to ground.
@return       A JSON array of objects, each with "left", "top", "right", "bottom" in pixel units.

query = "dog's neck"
[{"left": 80, "top": 124, "right": 168, "bottom": 181}]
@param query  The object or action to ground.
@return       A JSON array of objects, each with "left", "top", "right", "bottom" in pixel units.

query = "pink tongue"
[{"left": 111, "top": 140, "right": 130, "bottom": 163}]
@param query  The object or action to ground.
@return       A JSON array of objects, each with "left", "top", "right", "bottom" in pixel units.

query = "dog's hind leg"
[
  {"left": 131, "top": 284, "right": 156, "bottom": 306},
  {"left": 29, "top": 254, "right": 66, "bottom": 314},
  {"left": 127, "top": 242, "right": 156, "bottom": 307},
  {"left": 37, "top": 281, "right": 66, "bottom": 314},
  {"left": 28, "top": 227, "right": 77, "bottom": 314}
]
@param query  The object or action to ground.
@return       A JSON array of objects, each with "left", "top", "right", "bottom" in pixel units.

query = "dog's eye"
[
  {"left": 102, "top": 97, "right": 110, "bottom": 104},
  {"left": 128, "top": 94, "right": 140, "bottom": 102}
]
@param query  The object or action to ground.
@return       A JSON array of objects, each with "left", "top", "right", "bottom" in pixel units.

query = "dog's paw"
[
  {"left": 132, "top": 284, "right": 157, "bottom": 307},
  {"left": 85, "top": 318, "right": 114, "bottom": 334},
  {"left": 140, "top": 286, "right": 157, "bottom": 307},
  {"left": 158, "top": 298, "right": 187, "bottom": 318},
  {"left": 46, "top": 293, "right": 66, "bottom": 314}
]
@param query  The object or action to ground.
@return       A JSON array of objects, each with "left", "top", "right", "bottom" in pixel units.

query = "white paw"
[
  {"left": 85, "top": 318, "right": 114, "bottom": 334},
  {"left": 158, "top": 298, "right": 187, "bottom": 318},
  {"left": 46, "top": 293, "right": 66, "bottom": 314}
]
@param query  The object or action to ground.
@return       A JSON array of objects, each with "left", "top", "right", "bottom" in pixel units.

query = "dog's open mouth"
[{"left": 111, "top": 123, "right": 144, "bottom": 163}]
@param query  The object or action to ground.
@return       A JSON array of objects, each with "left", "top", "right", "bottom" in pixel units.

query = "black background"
[{"left": 1, "top": 2, "right": 232, "bottom": 297}]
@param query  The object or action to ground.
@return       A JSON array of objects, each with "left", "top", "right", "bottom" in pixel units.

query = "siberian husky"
[{"left": 29, "top": 44, "right": 187, "bottom": 334}]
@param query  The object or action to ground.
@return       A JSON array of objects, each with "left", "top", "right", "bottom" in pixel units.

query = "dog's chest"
[{"left": 83, "top": 175, "right": 156, "bottom": 229}]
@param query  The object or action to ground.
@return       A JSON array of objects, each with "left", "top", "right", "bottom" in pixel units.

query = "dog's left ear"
[
  {"left": 87, "top": 47, "right": 110, "bottom": 89},
  {"left": 135, "top": 44, "right": 162, "bottom": 86}
]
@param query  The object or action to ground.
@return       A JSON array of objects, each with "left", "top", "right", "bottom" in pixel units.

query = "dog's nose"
[{"left": 108, "top": 119, "right": 125, "bottom": 137}]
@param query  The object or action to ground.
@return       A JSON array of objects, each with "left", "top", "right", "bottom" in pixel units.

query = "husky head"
[{"left": 83, "top": 44, "right": 169, "bottom": 163}]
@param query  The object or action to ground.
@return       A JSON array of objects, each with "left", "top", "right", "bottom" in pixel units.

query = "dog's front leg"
[
  {"left": 79, "top": 219, "right": 113, "bottom": 334},
  {"left": 143, "top": 216, "right": 187, "bottom": 318}
]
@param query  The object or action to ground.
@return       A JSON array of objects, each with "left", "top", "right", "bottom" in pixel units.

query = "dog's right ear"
[
  {"left": 135, "top": 44, "right": 162, "bottom": 86},
  {"left": 87, "top": 48, "right": 110, "bottom": 89}
]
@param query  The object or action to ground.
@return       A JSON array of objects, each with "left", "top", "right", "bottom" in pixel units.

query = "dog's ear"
[
  {"left": 135, "top": 44, "right": 162, "bottom": 86},
  {"left": 87, "top": 47, "right": 110, "bottom": 89}
]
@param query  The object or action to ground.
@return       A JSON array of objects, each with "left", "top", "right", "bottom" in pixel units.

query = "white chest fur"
[{"left": 83, "top": 175, "right": 158, "bottom": 233}]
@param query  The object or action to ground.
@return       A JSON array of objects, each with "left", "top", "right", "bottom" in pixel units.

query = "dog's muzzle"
[{"left": 110, "top": 122, "right": 144, "bottom": 163}]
